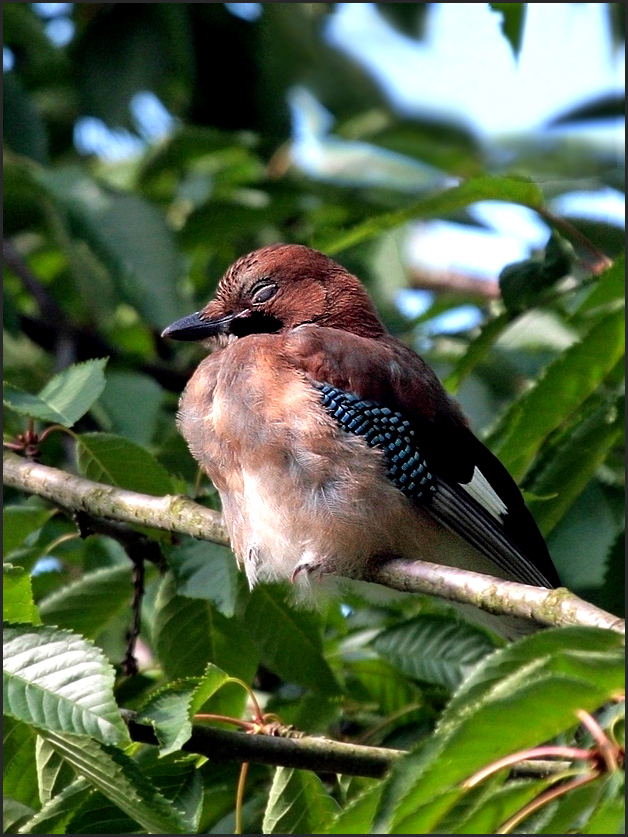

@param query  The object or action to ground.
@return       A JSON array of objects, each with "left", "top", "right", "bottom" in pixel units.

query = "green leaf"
[
  {"left": 3, "top": 564, "right": 41, "bottom": 624},
  {"left": 3, "top": 623, "right": 129, "bottom": 745},
  {"left": 373, "top": 615, "right": 496, "bottom": 691},
  {"left": 3, "top": 72, "right": 48, "bottom": 164},
  {"left": 323, "top": 781, "right": 383, "bottom": 834},
  {"left": 38, "top": 565, "right": 133, "bottom": 638},
  {"left": 598, "top": 530, "right": 626, "bottom": 619},
  {"left": 490, "top": 3, "right": 526, "bottom": 57},
  {"left": 376, "top": 628, "right": 625, "bottom": 834},
  {"left": 38, "top": 731, "right": 188, "bottom": 834},
  {"left": 153, "top": 575, "right": 260, "bottom": 687},
  {"left": 490, "top": 305, "right": 625, "bottom": 480},
  {"left": 38, "top": 168, "right": 189, "bottom": 330},
  {"left": 3, "top": 506, "right": 54, "bottom": 559},
  {"left": 526, "top": 398, "right": 624, "bottom": 534},
  {"left": 3, "top": 796, "right": 37, "bottom": 835},
  {"left": 59, "top": 752, "right": 203, "bottom": 835},
  {"left": 262, "top": 767, "right": 340, "bottom": 834},
  {"left": 533, "top": 773, "right": 623, "bottom": 834},
  {"left": 166, "top": 539, "right": 238, "bottom": 617},
  {"left": 3, "top": 359, "right": 108, "bottom": 426},
  {"left": 317, "top": 176, "right": 545, "bottom": 254},
  {"left": 17, "top": 777, "right": 94, "bottom": 835},
  {"left": 136, "top": 663, "right": 231, "bottom": 755},
  {"left": 76, "top": 432, "right": 175, "bottom": 495},
  {"left": 3, "top": 717, "right": 40, "bottom": 810},
  {"left": 36, "top": 736, "right": 76, "bottom": 805},
  {"left": 578, "top": 253, "right": 625, "bottom": 314},
  {"left": 349, "top": 658, "right": 422, "bottom": 716},
  {"left": 446, "top": 776, "right": 555, "bottom": 834},
  {"left": 499, "top": 232, "right": 575, "bottom": 313},
  {"left": 444, "top": 311, "right": 512, "bottom": 394},
  {"left": 243, "top": 584, "right": 341, "bottom": 695},
  {"left": 97, "top": 371, "right": 165, "bottom": 447}
]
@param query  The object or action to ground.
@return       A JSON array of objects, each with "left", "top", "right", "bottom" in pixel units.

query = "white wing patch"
[{"left": 461, "top": 467, "right": 508, "bottom": 520}]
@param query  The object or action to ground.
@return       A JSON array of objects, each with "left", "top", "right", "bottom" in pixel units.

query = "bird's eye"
[{"left": 251, "top": 283, "right": 277, "bottom": 304}]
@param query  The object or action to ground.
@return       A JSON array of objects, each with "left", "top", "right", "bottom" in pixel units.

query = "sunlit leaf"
[
  {"left": 3, "top": 359, "right": 108, "bottom": 427},
  {"left": 3, "top": 563, "right": 41, "bottom": 624},
  {"left": 3, "top": 623, "right": 129, "bottom": 744},
  {"left": 317, "top": 176, "right": 545, "bottom": 254},
  {"left": 39, "top": 731, "right": 188, "bottom": 834},
  {"left": 263, "top": 767, "right": 340, "bottom": 834},
  {"left": 136, "top": 663, "right": 231, "bottom": 755}
]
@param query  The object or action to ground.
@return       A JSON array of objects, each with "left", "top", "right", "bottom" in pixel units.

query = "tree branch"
[
  {"left": 4, "top": 451, "right": 624, "bottom": 634},
  {"left": 128, "top": 719, "right": 403, "bottom": 779},
  {"left": 3, "top": 450, "right": 229, "bottom": 546}
]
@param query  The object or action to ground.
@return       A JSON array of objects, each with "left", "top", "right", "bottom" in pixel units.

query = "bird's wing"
[{"left": 286, "top": 325, "right": 560, "bottom": 588}]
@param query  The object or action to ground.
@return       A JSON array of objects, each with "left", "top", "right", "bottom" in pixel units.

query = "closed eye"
[{"left": 251, "top": 283, "right": 278, "bottom": 304}]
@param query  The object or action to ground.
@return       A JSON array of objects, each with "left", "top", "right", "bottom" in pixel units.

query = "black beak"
[{"left": 161, "top": 311, "right": 236, "bottom": 341}]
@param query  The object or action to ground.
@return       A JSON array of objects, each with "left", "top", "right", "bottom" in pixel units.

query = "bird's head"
[{"left": 162, "top": 244, "right": 385, "bottom": 345}]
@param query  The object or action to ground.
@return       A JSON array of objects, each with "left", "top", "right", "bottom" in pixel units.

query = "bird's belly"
[{"left": 218, "top": 434, "right": 467, "bottom": 587}]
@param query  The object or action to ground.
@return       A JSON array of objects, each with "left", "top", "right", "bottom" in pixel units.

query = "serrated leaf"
[
  {"left": 36, "top": 736, "right": 76, "bottom": 806},
  {"left": 373, "top": 616, "right": 496, "bottom": 691},
  {"left": 39, "top": 731, "right": 188, "bottom": 834},
  {"left": 533, "top": 773, "right": 622, "bottom": 834},
  {"left": 318, "top": 176, "right": 545, "bottom": 254},
  {"left": 75, "top": 432, "right": 175, "bottom": 495},
  {"left": 3, "top": 382, "right": 68, "bottom": 425},
  {"left": 350, "top": 658, "right": 422, "bottom": 716},
  {"left": 3, "top": 796, "right": 37, "bottom": 835},
  {"left": 323, "top": 782, "right": 383, "bottom": 834},
  {"left": 56, "top": 751, "right": 203, "bottom": 835},
  {"left": 3, "top": 623, "right": 129, "bottom": 744},
  {"left": 3, "top": 359, "right": 108, "bottom": 426},
  {"left": 446, "top": 776, "right": 555, "bottom": 834},
  {"left": 3, "top": 564, "right": 41, "bottom": 624},
  {"left": 263, "top": 767, "right": 340, "bottom": 834},
  {"left": 136, "top": 663, "right": 231, "bottom": 755},
  {"left": 17, "top": 777, "right": 93, "bottom": 835},
  {"left": 244, "top": 584, "right": 341, "bottom": 695},
  {"left": 3, "top": 717, "right": 40, "bottom": 810},
  {"left": 578, "top": 253, "right": 625, "bottom": 314},
  {"left": 376, "top": 628, "right": 625, "bottom": 834},
  {"left": 598, "top": 530, "right": 626, "bottom": 619},
  {"left": 37, "top": 359, "right": 109, "bottom": 426},
  {"left": 490, "top": 305, "right": 625, "bottom": 480},
  {"left": 153, "top": 575, "right": 259, "bottom": 698},
  {"left": 526, "top": 399, "right": 623, "bottom": 534},
  {"left": 166, "top": 539, "right": 237, "bottom": 617},
  {"left": 3, "top": 506, "right": 54, "bottom": 559},
  {"left": 38, "top": 565, "right": 133, "bottom": 638}
]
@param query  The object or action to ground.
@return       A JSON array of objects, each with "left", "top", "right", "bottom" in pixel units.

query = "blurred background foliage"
[{"left": 3, "top": 3, "right": 625, "bottom": 835}]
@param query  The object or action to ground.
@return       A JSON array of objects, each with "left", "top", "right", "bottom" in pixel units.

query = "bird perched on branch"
[{"left": 163, "top": 244, "right": 559, "bottom": 630}]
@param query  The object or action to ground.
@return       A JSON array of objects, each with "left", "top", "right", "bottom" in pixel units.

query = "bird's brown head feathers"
[{"left": 162, "top": 244, "right": 386, "bottom": 343}]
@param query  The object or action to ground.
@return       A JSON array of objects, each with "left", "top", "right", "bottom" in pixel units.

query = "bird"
[{"left": 162, "top": 243, "right": 560, "bottom": 632}]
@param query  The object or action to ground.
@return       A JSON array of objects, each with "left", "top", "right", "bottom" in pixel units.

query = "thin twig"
[
  {"left": 496, "top": 771, "right": 601, "bottom": 834},
  {"left": 463, "top": 746, "right": 595, "bottom": 789}
]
